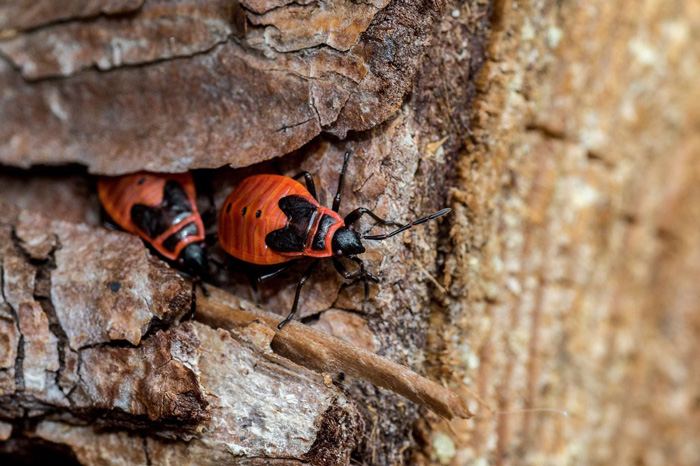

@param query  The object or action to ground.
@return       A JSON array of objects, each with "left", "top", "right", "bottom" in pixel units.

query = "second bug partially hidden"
[
  {"left": 98, "top": 172, "right": 209, "bottom": 282},
  {"left": 218, "top": 152, "right": 451, "bottom": 329}
]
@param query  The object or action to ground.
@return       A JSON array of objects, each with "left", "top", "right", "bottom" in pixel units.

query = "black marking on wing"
[
  {"left": 311, "top": 214, "right": 337, "bottom": 251},
  {"left": 131, "top": 204, "right": 163, "bottom": 238},
  {"left": 162, "top": 180, "right": 192, "bottom": 217},
  {"left": 130, "top": 180, "right": 194, "bottom": 238},
  {"left": 265, "top": 195, "right": 317, "bottom": 253}
]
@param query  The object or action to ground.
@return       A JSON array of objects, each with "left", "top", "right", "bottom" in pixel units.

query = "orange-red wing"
[
  {"left": 97, "top": 172, "right": 204, "bottom": 261},
  {"left": 218, "top": 174, "right": 318, "bottom": 265}
]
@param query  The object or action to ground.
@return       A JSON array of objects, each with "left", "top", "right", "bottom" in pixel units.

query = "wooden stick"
[{"left": 195, "top": 286, "right": 472, "bottom": 420}]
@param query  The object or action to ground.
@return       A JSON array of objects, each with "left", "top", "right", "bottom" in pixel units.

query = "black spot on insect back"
[
  {"left": 241, "top": 206, "right": 247, "bottom": 215},
  {"left": 226, "top": 203, "right": 232, "bottom": 214},
  {"left": 256, "top": 210, "right": 262, "bottom": 218},
  {"left": 108, "top": 281, "right": 121, "bottom": 293},
  {"left": 138, "top": 177, "right": 146, "bottom": 185}
]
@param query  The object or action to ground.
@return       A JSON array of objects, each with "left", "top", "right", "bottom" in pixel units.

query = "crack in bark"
[
  {"left": 309, "top": 89, "right": 324, "bottom": 127},
  {"left": 242, "top": 0, "right": 381, "bottom": 55},
  {"left": 28, "top": 234, "right": 72, "bottom": 399},
  {"left": 0, "top": 1, "right": 147, "bottom": 35},
  {"left": 12, "top": 336, "right": 25, "bottom": 392},
  {"left": 7, "top": 34, "right": 235, "bottom": 83},
  {"left": 241, "top": 0, "right": 320, "bottom": 16},
  {"left": 1, "top": 255, "right": 26, "bottom": 393},
  {"left": 3, "top": 1, "right": 375, "bottom": 82},
  {"left": 63, "top": 349, "right": 82, "bottom": 401},
  {"left": 276, "top": 117, "right": 316, "bottom": 133}
]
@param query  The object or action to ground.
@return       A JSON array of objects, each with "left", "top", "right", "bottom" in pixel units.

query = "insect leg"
[
  {"left": 257, "top": 261, "right": 295, "bottom": 282},
  {"left": 185, "top": 280, "right": 199, "bottom": 321},
  {"left": 192, "top": 275, "right": 210, "bottom": 297},
  {"left": 332, "top": 151, "right": 351, "bottom": 212},
  {"left": 344, "top": 207, "right": 404, "bottom": 228},
  {"left": 351, "top": 257, "right": 380, "bottom": 284},
  {"left": 350, "top": 256, "right": 379, "bottom": 301},
  {"left": 332, "top": 257, "right": 362, "bottom": 279},
  {"left": 278, "top": 259, "right": 319, "bottom": 330},
  {"left": 292, "top": 171, "right": 317, "bottom": 200}
]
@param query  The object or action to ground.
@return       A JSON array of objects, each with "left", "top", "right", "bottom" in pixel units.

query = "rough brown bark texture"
[
  {"left": 0, "top": 0, "right": 488, "bottom": 464},
  {"left": 0, "top": 201, "right": 363, "bottom": 464},
  {"left": 1, "top": 0, "right": 698, "bottom": 464},
  {"left": 0, "top": 0, "right": 448, "bottom": 175}
]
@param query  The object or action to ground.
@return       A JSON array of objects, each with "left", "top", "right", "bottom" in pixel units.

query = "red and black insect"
[
  {"left": 218, "top": 152, "right": 450, "bottom": 329},
  {"left": 97, "top": 172, "right": 208, "bottom": 283}
]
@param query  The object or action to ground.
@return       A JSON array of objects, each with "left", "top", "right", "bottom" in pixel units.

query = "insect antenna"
[{"left": 362, "top": 208, "right": 451, "bottom": 241}]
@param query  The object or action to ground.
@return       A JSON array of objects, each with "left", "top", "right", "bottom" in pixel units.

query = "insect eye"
[{"left": 336, "top": 249, "right": 343, "bottom": 256}]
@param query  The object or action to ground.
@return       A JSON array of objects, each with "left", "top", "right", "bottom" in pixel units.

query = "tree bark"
[
  {"left": 1, "top": 0, "right": 699, "bottom": 464},
  {"left": 0, "top": 201, "right": 364, "bottom": 464},
  {"left": 421, "top": 0, "right": 700, "bottom": 465}
]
